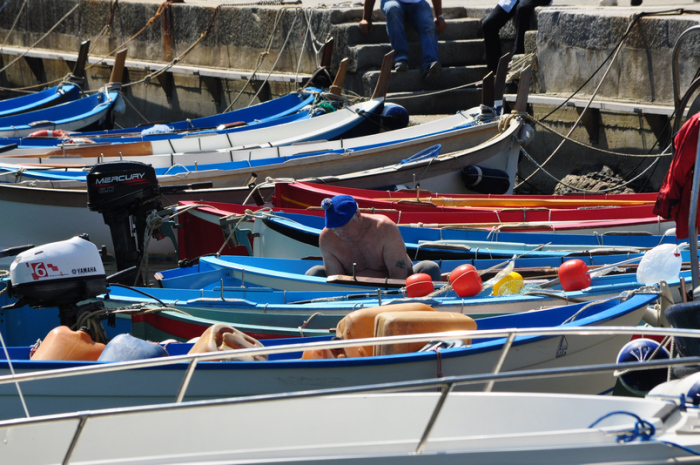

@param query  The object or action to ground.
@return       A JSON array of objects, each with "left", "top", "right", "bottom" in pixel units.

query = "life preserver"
[
  {"left": 27, "top": 129, "right": 71, "bottom": 138},
  {"left": 64, "top": 137, "right": 95, "bottom": 145}
]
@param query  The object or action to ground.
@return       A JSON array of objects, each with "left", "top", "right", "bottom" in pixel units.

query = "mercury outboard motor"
[
  {"left": 86, "top": 161, "right": 165, "bottom": 285},
  {"left": 86, "top": 161, "right": 212, "bottom": 285},
  {"left": 3, "top": 235, "right": 108, "bottom": 329}
]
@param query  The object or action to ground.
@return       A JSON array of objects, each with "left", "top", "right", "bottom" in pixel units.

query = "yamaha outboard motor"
[
  {"left": 3, "top": 235, "right": 108, "bottom": 331},
  {"left": 87, "top": 161, "right": 164, "bottom": 285}
]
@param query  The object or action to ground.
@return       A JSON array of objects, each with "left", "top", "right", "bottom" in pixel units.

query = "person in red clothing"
[{"left": 653, "top": 112, "right": 700, "bottom": 239}]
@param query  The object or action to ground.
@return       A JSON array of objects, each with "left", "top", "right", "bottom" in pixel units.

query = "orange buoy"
[
  {"left": 405, "top": 273, "right": 434, "bottom": 297},
  {"left": 558, "top": 259, "right": 591, "bottom": 291},
  {"left": 449, "top": 264, "right": 482, "bottom": 297}
]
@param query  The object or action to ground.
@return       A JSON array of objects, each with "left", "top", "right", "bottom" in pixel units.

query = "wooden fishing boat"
[
  {"left": 0, "top": 49, "right": 127, "bottom": 138},
  {"left": 172, "top": 201, "right": 677, "bottom": 260},
  {"left": 151, "top": 251, "right": 690, "bottom": 294},
  {"left": 274, "top": 181, "right": 659, "bottom": 209},
  {"left": 0, "top": 85, "right": 123, "bottom": 139},
  {"left": 0, "top": 52, "right": 396, "bottom": 161},
  {"left": 5, "top": 86, "right": 322, "bottom": 146},
  {"left": 0, "top": 111, "right": 515, "bottom": 188},
  {"left": 0, "top": 96, "right": 382, "bottom": 158},
  {"left": 0, "top": 57, "right": 522, "bottom": 176},
  {"left": 272, "top": 181, "right": 660, "bottom": 216},
  {"left": 0, "top": 40, "right": 88, "bottom": 118},
  {"left": 0, "top": 292, "right": 663, "bottom": 421},
  {"left": 0, "top": 112, "right": 524, "bottom": 257},
  {"left": 247, "top": 211, "right": 677, "bottom": 261},
  {"left": 102, "top": 271, "right": 684, "bottom": 342},
  {"left": 0, "top": 82, "right": 81, "bottom": 119}
]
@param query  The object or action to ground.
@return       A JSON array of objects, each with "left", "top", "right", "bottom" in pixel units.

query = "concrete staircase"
[{"left": 329, "top": 7, "right": 496, "bottom": 115}]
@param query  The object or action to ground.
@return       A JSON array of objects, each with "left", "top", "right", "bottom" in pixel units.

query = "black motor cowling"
[
  {"left": 87, "top": 161, "right": 163, "bottom": 284},
  {"left": 87, "top": 161, "right": 159, "bottom": 213}
]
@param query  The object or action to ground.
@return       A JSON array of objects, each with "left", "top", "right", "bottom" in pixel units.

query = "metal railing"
[{"left": 3, "top": 325, "right": 700, "bottom": 464}]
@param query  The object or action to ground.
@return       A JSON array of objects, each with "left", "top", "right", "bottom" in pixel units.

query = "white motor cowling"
[{"left": 6, "top": 235, "right": 106, "bottom": 309}]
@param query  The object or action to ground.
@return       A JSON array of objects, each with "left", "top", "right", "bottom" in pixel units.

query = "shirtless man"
[{"left": 305, "top": 195, "right": 441, "bottom": 281}]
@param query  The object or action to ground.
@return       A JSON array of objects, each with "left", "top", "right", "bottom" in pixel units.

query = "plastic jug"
[
  {"left": 188, "top": 323, "right": 266, "bottom": 361},
  {"left": 31, "top": 326, "right": 105, "bottom": 361},
  {"left": 636, "top": 243, "right": 682, "bottom": 285}
]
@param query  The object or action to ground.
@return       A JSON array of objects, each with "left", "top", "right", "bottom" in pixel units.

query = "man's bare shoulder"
[
  {"left": 365, "top": 213, "right": 398, "bottom": 226},
  {"left": 319, "top": 228, "right": 338, "bottom": 244},
  {"left": 365, "top": 213, "right": 401, "bottom": 233}
]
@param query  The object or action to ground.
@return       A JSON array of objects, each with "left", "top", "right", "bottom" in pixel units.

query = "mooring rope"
[
  {"left": 0, "top": 0, "right": 118, "bottom": 93},
  {"left": 0, "top": 0, "right": 27, "bottom": 54},
  {"left": 123, "top": 4, "right": 221, "bottom": 90},
  {"left": 518, "top": 145, "right": 662, "bottom": 194},
  {"left": 516, "top": 13, "right": 643, "bottom": 188},
  {"left": 223, "top": 7, "right": 310, "bottom": 112},
  {"left": 0, "top": 1, "right": 80, "bottom": 76}
]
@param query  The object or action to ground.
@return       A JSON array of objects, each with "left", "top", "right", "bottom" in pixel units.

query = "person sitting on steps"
[
  {"left": 358, "top": 0, "right": 446, "bottom": 83},
  {"left": 305, "top": 195, "right": 442, "bottom": 281},
  {"left": 482, "top": 0, "right": 552, "bottom": 76}
]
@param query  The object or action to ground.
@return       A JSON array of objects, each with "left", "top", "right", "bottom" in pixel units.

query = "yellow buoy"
[{"left": 493, "top": 271, "right": 524, "bottom": 296}]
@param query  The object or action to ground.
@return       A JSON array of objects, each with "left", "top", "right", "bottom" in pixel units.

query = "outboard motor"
[
  {"left": 3, "top": 235, "right": 108, "bottom": 330},
  {"left": 87, "top": 161, "right": 165, "bottom": 285},
  {"left": 86, "top": 161, "right": 212, "bottom": 285}
]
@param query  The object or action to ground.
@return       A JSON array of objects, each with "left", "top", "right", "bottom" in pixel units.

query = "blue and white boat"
[
  {"left": 0, "top": 292, "right": 661, "bottom": 420},
  {"left": 0, "top": 85, "right": 123, "bottom": 138},
  {"left": 0, "top": 82, "right": 81, "bottom": 119}
]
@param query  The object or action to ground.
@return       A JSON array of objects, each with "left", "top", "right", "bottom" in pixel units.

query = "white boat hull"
[
  {"left": 0, "top": 389, "right": 694, "bottom": 465},
  {"left": 0, "top": 296, "right": 654, "bottom": 420}
]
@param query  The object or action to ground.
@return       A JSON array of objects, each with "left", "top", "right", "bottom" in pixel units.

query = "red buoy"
[
  {"left": 405, "top": 273, "right": 434, "bottom": 297},
  {"left": 449, "top": 264, "right": 482, "bottom": 297},
  {"left": 558, "top": 259, "right": 591, "bottom": 291}
]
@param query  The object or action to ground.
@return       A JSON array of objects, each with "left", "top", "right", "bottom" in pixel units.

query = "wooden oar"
[
  {"left": 371, "top": 50, "right": 394, "bottom": 100},
  {"left": 109, "top": 48, "right": 128, "bottom": 85},
  {"left": 514, "top": 65, "right": 531, "bottom": 114},
  {"left": 69, "top": 39, "right": 90, "bottom": 80},
  {"left": 494, "top": 53, "right": 510, "bottom": 105},
  {"left": 329, "top": 58, "right": 350, "bottom": 96},
  {"left": 481, "top": 72, "right": 494, "bottom": 109}
]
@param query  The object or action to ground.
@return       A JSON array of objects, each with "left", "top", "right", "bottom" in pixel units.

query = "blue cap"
[{"left": 321, "top": 195, "right": 358, "bottom": 229}]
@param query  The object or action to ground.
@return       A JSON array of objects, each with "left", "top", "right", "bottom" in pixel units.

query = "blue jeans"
[
  {"left": 482, "top": 0, "right": 551, "bottom": 73},
  {"left": 381, "top": 0, "right": 439, "bottom": 73}
]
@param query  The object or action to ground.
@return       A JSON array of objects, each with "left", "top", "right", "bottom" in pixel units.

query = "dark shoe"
[
  {"left": 631, "top": 0, "right": 642, "bottom": 4},
  {"left": 423, "top": 61, "right": 442, "bottom": 84},
  {"left": 394, "top": 61, "right": 408, "bottom": 72}
]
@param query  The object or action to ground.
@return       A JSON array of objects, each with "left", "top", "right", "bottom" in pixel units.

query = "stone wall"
[
  {"left": 536, "top": 9, "right": 700, "bottom": 104},
  {"left": 0, "top": 0, "right": 341, "bottom": 124},
  {"left": 0, "top": 0, "right": 336, "bottom": 74}
]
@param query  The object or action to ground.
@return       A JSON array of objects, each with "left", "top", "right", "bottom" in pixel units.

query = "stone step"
[
  {"left": 350, "top": 39, "right": 484, "bottom": 72},
  {"left": 335, "top": 17, "right": 482, "bottom": 46},
  {"left": 386, "top": 87, "right": 483, "bottom": 116},
  {"left": 328, "top": 6, "right": 469, "bottom": 24},
  {"left": 362, "top": 64, "right": 488, "bottom": 95}
]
